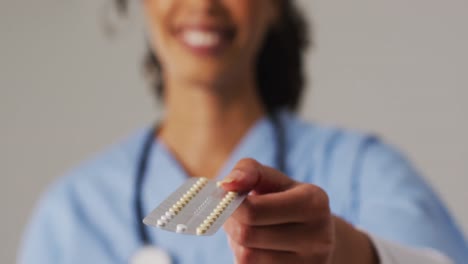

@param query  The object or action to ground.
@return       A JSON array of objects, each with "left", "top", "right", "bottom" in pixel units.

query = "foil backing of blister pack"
[{"left": 143, "top": 177, "right": 247, "bottom": 236}]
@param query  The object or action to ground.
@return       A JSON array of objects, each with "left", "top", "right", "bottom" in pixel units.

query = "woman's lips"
[
  {"left": 176, "top": 26, "right": 235, "bottom": 56},
  {"left": 184, "top": 30, "right": 221, "bottom": 47}
]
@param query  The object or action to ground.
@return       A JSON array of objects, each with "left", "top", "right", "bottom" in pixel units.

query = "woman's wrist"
[{"left": 332, "top": 216, "right": 379, "bottom": 264}]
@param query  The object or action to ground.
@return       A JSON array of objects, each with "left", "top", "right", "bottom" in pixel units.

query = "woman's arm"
[
  {"left": 221, "top": 159, "right": 378, "bottom": 264},
  {"left": 221, "top": 156, "right": 466, "bottom": 264},
  {"left": 18, "top": 177, "right": 119, "bottom": 264},
  {"left": 355, "top": 140, "right": 468, "bottom": 263},
  {"left": 334, "top": 216, "right": 453, "bottom": 264}
]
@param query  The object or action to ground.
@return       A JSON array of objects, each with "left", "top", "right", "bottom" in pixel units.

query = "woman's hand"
[{"left": 221, "top": 158, "right": 378, "bottom": 264}]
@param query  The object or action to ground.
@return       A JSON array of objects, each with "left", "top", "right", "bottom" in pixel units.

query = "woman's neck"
[{"left": 158, "top": 78, "right": 265, "bottom": 179}]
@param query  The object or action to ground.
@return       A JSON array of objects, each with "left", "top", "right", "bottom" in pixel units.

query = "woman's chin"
[{"left": 175, "top": 63, "right": 236, "bottom": 86}]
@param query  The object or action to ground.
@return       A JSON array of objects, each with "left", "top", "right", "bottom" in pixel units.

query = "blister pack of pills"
[{"left": 143, "top": 177, "right": 247, "bottom": 236}]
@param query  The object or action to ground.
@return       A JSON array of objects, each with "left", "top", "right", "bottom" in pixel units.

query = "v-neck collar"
[
  {"left": 142, "top": 114, "right": 278, "bottom": 212},
  {"left": 216, "top": 115, "right": 277, "bottom": 179}
]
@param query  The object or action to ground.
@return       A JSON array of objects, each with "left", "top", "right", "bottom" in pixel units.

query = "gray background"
[{"left": 1, "top": 0, "right": 467, "bottom": 263}]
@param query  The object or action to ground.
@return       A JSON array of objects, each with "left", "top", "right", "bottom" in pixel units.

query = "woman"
[{"left": 19, "top": 0, "right": 467, "bottom": 263}]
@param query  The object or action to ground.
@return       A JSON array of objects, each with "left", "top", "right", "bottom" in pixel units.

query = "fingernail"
[
  {"left": 216, "top": 170, "right": 245, "bottom": 187},
  {"left": 216, "top": 178, "right": 234, "bottom": 187}
]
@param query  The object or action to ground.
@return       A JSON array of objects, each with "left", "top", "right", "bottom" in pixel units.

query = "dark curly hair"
[{"left": 115, "top": 0, "right": 309, "bottom": 113}]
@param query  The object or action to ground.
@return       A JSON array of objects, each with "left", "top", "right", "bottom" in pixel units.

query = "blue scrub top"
[{"left": 19, "top": 111, "right": 468, "bottom": 263}]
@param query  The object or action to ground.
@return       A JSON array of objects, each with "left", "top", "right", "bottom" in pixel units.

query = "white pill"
[
  {"left": 165, "top": 211, "right": 174, "bottom": 218},
  {"left": 171, "top": 206, "right": 181, "bottom": 212},
  {"left": 176, "top": 224, "right": 188, "bottom": 233},
  {"left": 208, "top": 214, "right": 216, "bottom": 220},
  {"left": 160, "top": 215, "right": 168, "bottom": 221},
  {"left": 210, "top": 212, "right": 220, "bottom": 218},
  {"left": 156, "top": 220, "right": 166, "bottom": 227},
  {"left": 196, "top": 179, "right": 207, "bottom": 186},
  {"left": 196, "top": 228, "right": 205, "bottom": 236},
  {"left": 215, "top": 210, "right": 222, "bottom": 216}
]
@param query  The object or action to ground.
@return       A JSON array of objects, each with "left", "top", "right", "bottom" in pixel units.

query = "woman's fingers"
[
  {"left": 231, "top": 183, "right": 330, "bottom": 226},
  {"left": 222, "top": 158, "right": 335, "bottom": 263},
  {"left": 219, "top": 158, "right": 297, "bottom": 194},
  {"left": 224, "top": 219, "right": 315, "bottom": 252},
  {"left": 228, "top": 237, "right": 298, "bottom": 264},
  {"left": 219, "top": 158, "right": 330, "bottom": 226}
]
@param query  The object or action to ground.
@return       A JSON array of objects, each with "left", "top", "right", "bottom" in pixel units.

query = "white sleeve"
[{"left": 367, "top": 233, "right": 454, "bottom": 264}]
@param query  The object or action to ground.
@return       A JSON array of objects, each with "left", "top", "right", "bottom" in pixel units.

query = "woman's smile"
[
  {"left": 143, "top": 0, "right": 278, "bottom": 89},
  {"left": 176, "top": 25, "right": 236, "bottom": 56}
]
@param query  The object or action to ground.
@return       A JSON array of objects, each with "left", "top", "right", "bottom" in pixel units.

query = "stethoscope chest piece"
[{"left": 131, "top": 246, "right": 172, "bottom": 264}]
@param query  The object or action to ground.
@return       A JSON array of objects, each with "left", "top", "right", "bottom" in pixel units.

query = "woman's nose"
[{"left": 185, "top": 0, "right": 222, "bottom": 16}]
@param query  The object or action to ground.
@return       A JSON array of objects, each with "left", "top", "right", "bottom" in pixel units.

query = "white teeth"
[{"left": 182, "top": 30, "right": 221, "bottom": 48}]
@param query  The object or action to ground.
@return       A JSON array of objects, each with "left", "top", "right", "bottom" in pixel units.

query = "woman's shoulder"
[
  {"left": 21, "top": 129, "right": 151, "bottom": 262},
  {"left": 280, "top": 111, "right": 412, "bottom": 185},
  {"left": 281, "top": 111, "right": 383, "bottom": 164},
  {"left": 40, "top": 127, "right": 151, "bottom": 210},
  {"left": 280, "top": 111, "right": 432, "bottom": 220},
  {"left": 66, "top": 127, "right": 150, "bottom": 182}
]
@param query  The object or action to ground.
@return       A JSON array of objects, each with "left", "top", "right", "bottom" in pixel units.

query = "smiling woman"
[
  {"left": 118, "top": 0, "right": 309, "bottom": 114},
  {"left": 17, "top": 0, "right": 468, "bottom": 264}
]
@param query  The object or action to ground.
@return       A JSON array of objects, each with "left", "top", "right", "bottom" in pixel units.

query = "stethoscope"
[{"left": 131, "top": 112, "right": 286, "bottom": 264}]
